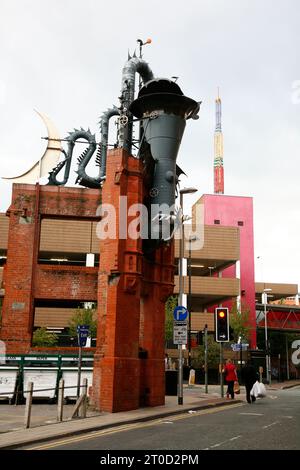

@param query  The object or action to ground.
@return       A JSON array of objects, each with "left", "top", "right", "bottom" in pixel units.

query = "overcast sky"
[{"left": 0, "top": 0, "right": 299, "bottom": 290}]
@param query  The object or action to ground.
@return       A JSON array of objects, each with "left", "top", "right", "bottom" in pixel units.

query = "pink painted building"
[{"left": 196, "top": 194, "right": 256, "bottom": 348}]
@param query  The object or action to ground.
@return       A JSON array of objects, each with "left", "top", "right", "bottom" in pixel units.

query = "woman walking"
[{"left": 223, "top": 359, "right": 238, "bottom": 399}]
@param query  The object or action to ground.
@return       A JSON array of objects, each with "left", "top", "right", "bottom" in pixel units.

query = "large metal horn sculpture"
[{"left": 129, "top": 78, "right": 200, "bottom": 241}]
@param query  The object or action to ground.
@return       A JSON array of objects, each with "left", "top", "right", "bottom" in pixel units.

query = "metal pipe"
[
  {"left": 99, "top": 106, "right": 120, "bottom": 180},
  {"left": 119, "top": 56, "right": 154, "bottom": 153}
]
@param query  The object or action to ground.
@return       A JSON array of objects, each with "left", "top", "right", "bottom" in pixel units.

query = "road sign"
[
  {"left": 77, "top": 325, "right": 90, "bottom": 347},
  {"left": 173, "top": 306, "right": 188, "bottom": 323},
  {"left": 173, "top": 324, "right": 188, "bottom": 345},
  {"left": 231, "top": 343, "right": 249, "bottom": 352}
]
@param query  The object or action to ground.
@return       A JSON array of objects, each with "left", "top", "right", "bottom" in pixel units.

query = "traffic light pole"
[
  {"left": 220, "top": 342, "right": 224, "bottom": 397},
  {"left": 204, "top": 324, "right": 208, "bottom": 394}
]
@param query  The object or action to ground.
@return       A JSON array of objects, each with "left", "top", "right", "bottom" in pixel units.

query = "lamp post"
[
  {"left": 188, "top": 237, "right": 192, "bottom": 368},
  {"left": 263, "top": 288, "right": 272, "bottom": 384},
  {"left": 178, "top": 187, "right": 198, "bottom": 405},
  {"left": 187, "top": 235, "right": 198, "bottom": 368}
]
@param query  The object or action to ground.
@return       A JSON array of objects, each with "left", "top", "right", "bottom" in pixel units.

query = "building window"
[
  {"left": 238, "top": 221, "right": 244, "bottom": 226},
  {"left": 214, "top": 219, "right": 220, "bottom": 225}
]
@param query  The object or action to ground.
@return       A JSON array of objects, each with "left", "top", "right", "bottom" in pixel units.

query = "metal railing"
[{"left": 0, "top": 380, "right": 89, "bottom": 429}]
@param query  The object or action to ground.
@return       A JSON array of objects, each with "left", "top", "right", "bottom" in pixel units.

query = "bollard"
[
  {"left": 57, "top": 378, "right": 65, "bottom": 422},
  {"left": 188, "top": 369, "right": 195, "bottom": 387},
  {"left": 80, "top": 378, "right": 88, "bottom": 418},
  {"left": 24, "top": 381, "right": 33, "bottom": 429}
]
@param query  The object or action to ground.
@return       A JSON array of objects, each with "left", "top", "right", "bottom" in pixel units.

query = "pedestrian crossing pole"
[{"left": 220, "top": 342, "right": 224, "bottom": 397}]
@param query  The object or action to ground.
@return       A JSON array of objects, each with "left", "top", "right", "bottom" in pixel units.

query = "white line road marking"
[
  {"left": 28, "top": 403, "right": 243, "bottom": 450},
  {"left": 230, "top": 435, "right": 242, "bottom": 441},
  {"left": 279, "top": 416, "right": 293, "bottom": 419},
  {"left": 239, "top": 413, "right": 263, "bottom": 416},
  {"left": 203, "top": 435, "right": 242, "bottom": 450},
  {"left": 262, "top": 421, "right": 279, "bottom": 429},
  {"left": 211, "top": 441, "right": 227, "bottom": 448}
]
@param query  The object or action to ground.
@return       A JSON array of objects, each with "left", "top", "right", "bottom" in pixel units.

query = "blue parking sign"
[{"left": 77, "top": 325, "right": 90, "bottom": 347}]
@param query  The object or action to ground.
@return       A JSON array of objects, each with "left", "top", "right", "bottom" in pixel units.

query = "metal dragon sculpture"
[
  {"left": 4, "top": 48, "right": 200, "bottom": 247},
  {"left": 46, "top": 52, "right": 155, "bottom": 189}
]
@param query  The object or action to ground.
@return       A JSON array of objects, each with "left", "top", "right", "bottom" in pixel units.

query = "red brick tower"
[{"left": 92, "top": 148, "right": 174, "bottom": 412}]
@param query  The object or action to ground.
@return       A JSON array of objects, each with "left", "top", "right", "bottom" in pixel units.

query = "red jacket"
[{"left": 224, "top": 364, "right": 237, "bottom": 382}]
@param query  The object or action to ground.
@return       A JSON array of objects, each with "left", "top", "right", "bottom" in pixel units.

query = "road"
[{"left": 22, "top": 386, "right": 300, "bottom": 451}]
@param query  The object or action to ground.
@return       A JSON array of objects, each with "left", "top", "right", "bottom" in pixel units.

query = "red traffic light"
[{"left": 215, "top": 307, "right": 229, "bottom": 342}]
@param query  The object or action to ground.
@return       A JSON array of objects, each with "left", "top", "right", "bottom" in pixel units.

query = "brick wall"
[{"left": 0, "top": 183, "right": 100, "bottom": 353}]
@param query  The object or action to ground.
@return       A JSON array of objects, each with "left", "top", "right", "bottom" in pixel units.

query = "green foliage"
[
  {"left": 230, "top": 302, "right": 251, "bottom": 343},
  {"left": 193, "top": 334, "right": 220, "bottom": 368},
  {"left": 165, "top": 296, "right": 178, "bottom": 341},
  {"left": 32, "top": 328, "right": 58, "bottom": 347},
  {"left": 68, "top": 304, "right": 97, "bottom": 338}
]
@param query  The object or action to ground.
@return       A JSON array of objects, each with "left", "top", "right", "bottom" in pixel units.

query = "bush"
[
  {"left": 68, "top": 305, "right": 97, "bottom": 339},
  {"left": 32, "top": 328, "right": 58, "bottom": 347}
]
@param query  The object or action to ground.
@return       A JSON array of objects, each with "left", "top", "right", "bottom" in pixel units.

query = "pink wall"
[{"left": 201, "top": 194, "right": 256, "bottom": 348}]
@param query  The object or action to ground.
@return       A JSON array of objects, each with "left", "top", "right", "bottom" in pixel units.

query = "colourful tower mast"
[{"left": 214, "top": 91, "right": 224, "bottom": 194}]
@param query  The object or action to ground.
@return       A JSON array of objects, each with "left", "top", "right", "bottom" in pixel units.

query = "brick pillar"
[
  {"left": 92, "top": 149, "right": 143, "bottom": 412},
  {"left": 1, "top": 184, "right": 39, "bottom": 353},
  {"left": 140, "top": 243, "right": 175, "bottom": 406}
]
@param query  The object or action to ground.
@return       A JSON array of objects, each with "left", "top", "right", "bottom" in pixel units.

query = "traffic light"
[{"left": 215, "top": 307, "right": 229, "bottom": 342}]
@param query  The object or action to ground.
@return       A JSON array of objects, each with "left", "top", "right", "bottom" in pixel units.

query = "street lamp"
[
  {"left": 178, "top": 187, "right": 198, "bottom": 405},
  {"left": 188, "top": 235, "right": 198, "bottom": 367},
  {"left": 263, "top": 288, "right": 272, "bottom": 384}
]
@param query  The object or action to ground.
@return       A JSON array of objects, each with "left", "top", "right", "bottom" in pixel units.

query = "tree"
[
  {"left": 193, "top": 334, "right": 219, "bottom": 368},
  {"left": 230, "top": 302, "right": 251, "bottom": 343},
  {"left": 32, "top": 327, "right": 58, "bottom": 347},
  {"left": 68, "top": 303, "right": 97, "bottom": 339},
  {"left": 165, "top": 296, "right": 177, "bottom": 342}
]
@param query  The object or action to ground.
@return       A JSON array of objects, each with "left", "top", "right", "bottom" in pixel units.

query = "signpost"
[{"left": 77, "top": 325, "right": 89, "bottom": 399}]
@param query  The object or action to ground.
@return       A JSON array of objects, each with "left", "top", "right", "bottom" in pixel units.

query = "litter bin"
[{"left": 165, "top": 370, "right": 178, "bottom": 396}]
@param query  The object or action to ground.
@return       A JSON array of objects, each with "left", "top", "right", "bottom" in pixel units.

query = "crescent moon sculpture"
[{"left": 2, "top": 110, "right": 62, "bottom": 184}]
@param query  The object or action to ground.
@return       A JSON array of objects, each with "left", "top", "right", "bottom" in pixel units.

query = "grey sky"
[{"left": 0, "top": 0, "right": 299, "bottom": 289}]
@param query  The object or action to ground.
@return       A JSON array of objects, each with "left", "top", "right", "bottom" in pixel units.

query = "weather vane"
[{"left": 137, "top": 38, "right": 152, "bottom": 58}]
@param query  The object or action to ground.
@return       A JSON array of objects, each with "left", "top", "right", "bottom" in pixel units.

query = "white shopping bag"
[
  {"left": 250, "top": 380, "right": 260, "bottom": 398},
  {"left": 257, "top": 382, "right": 267, "bottom": 398}
]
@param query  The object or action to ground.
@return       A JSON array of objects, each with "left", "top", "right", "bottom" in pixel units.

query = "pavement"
[{"left": 0, "top": 380, "right": 299, "bottom": 450}]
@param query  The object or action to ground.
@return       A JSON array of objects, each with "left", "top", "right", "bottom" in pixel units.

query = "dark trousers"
[
  {"left": 226, "top": 381, "right": 234, "bottom": 399},
  {"left": 245, "top": 383, "right": 256, "bottom": 404}
]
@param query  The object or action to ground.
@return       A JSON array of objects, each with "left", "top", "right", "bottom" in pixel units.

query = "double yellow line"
[{"left": 27, "top": 403, "right": 243, "bottom": 450}]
